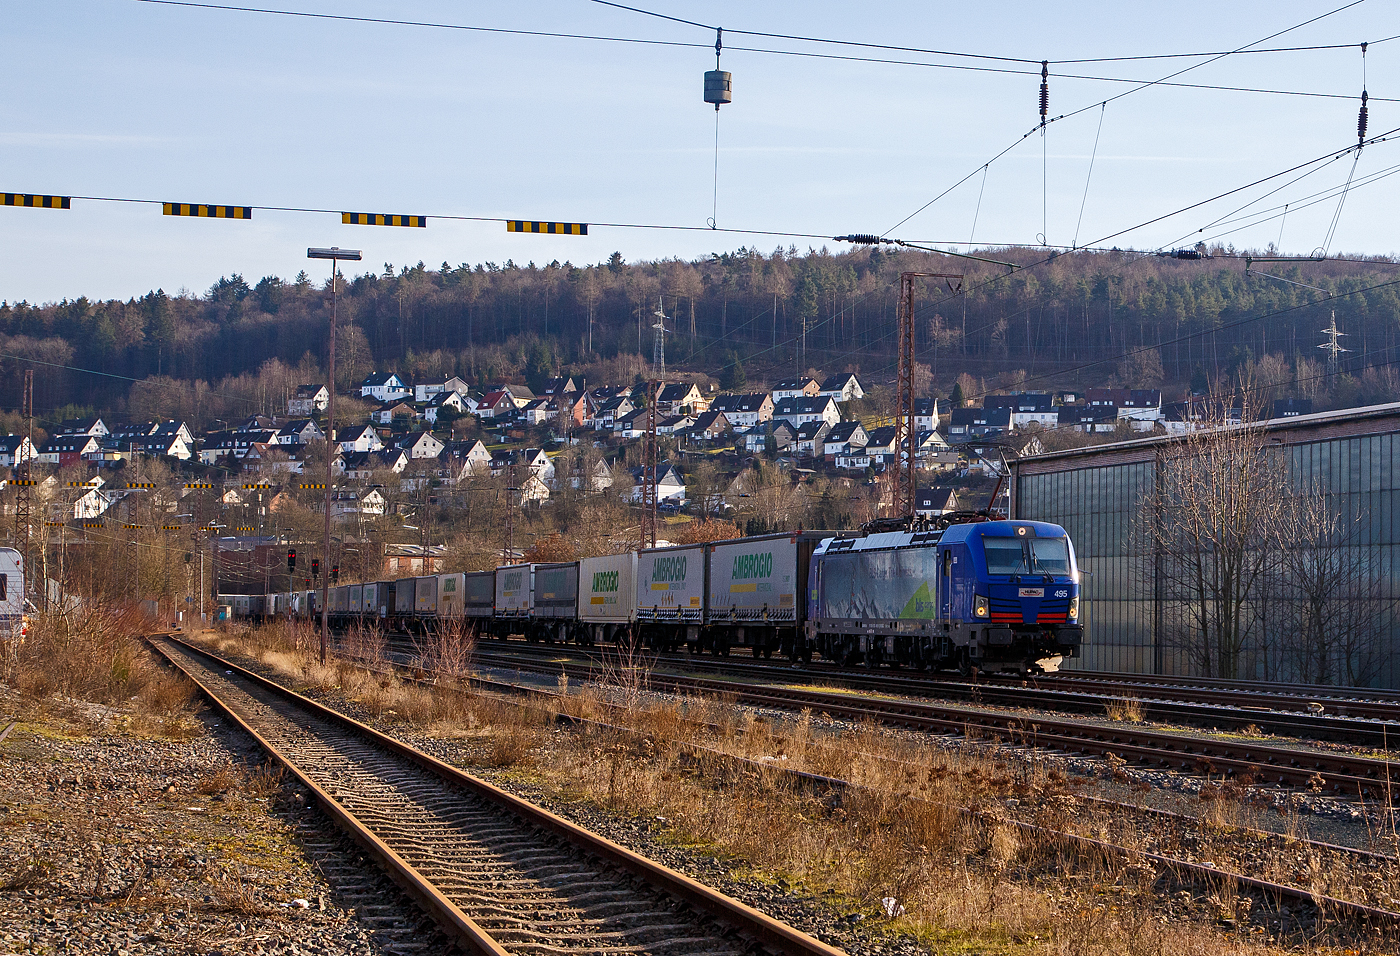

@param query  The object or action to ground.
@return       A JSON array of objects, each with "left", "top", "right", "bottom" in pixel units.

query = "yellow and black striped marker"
[
  {"left": 299, "top": 483, "right": 328, "bottom": 489},
  {"left": 4, "top": 193, "right": 69, "bottom": 209},
  {"left": 8, "top": 479, "right": 36, "bottom": 486},
  {"left": 185, "top": 482, "right": 214, "bottom": 489},
  {"left": 124, "top": 523, "right": 144, "bottom": 530},
  {"left": 83, "top": 522, "right": 104, "bottom": 529},
  {"left": 66, "top": 481, "right": 97, "bottom": 487},
  {"left": 507, "top": 220, "right": 587, "bottom": 236},
  {"left": 126, "top": 482, "right": 155, "bottom": 489},
  {"left": 242, "top": 483, "right": 271, "bottom": 489},
  {"left": 162, "top": 525, "right": 183, "bottom": 530},
  {"left": 236, "top": 526, "right": 254, "bottom": 532},
  {"left": 45, "top": 521, "right": 65, "bottom": 527},
  {"left": 342, "top": 213, "right": 426, "bottom": 228},
  {"left": 163, "top": 203, "right": 252, "bottom": 219}
]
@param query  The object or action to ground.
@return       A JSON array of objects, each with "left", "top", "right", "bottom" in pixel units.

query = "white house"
[
  {"left": 424, "top": 390, "right": 466, "bottom": 424},
  {"left": 37, "top": 435, "right": 101, "bottom": 465},
  {"left": 477, "top": 390, "right": 517, "bottom": 419},
  {"left": 710, "top": 393, "right": 773, "bottom": 428},
  {"left": 330, "top": 488, "right": 386, "bottom": 519},
  {"left": 822, "top": 421, "right": 868, "bottom": 460},
  {"left": 358, "top": 373, "right": 410, "bottom": 403},
  {"left": 771, "top": 377, "right": 820, "bottom": 403},
  {"left": 0, "top": 436, "right": 37, "bottom": 468},
  {"left": 288, "top": 384, "right": 330, "bottom": 417},
  {"left": 985, "top": 393, "right": 1057, "bottom": 429},
  {"left": 274, "top": 420, "right": 324, "bottom": 445},
  {"left": 373, "top": 401, "right": 419, "bottom": 426},
  {"left": 414, "top": 376, "right": 470, "bottom": 403},
  {"left": 914, "top": 398, "right": 940, "bottom": 434},
  {"left": 656, "top": 414, "right": 696, "bottom": 436},
  {"left": 337, "top": 423, "right": 384, "bottom": 454},
  {"left": 792, "top": 420, "right": 831, "bottom": 456},
  {"left": 449, "top": 439, "right": 492, "bottom": 477},
  {"left": 818, "top": 373, "right": 865, "bottom": 403},
  {"left": 399, "top": 431, "right": 446, "bottom": 460},
  {"left": 656, "top": 382, "right": 708, "bottom": 416},
  {"left": 772, "top": 396, "right": 842, "bottom": 430},
  {"left": 57, "top": 417, "right": 109, "bottom": 438},
  {"left": 628, "top": 464, "right": 686, "bottom": 503}
]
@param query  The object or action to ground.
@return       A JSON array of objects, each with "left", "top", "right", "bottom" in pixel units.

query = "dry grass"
[
  {"left": 6, "top": 601, "right": 199, "bottom": 735},
  {"left": 1104, "top": 697, "right": 1145, "bottom": 723},
  {"left": 207, "top": 623, "right": 1374, "bottom": 954}
]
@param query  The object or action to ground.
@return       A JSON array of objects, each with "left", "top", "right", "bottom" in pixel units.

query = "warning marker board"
[
  {"left": 4, "top": 194, "right": 70, "bottom": 209},
  {"left": 163, "top": 203, "right": 252, "bottom": 219},
  {"left": 342, "top": 213, "right": 426, "bottom": 228},
  {"left": 507, "top": 220, "right": 587, "bottom": 236}
]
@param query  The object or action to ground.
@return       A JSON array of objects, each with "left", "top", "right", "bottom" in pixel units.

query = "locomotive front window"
[
  {"left": 1028, "top": 537, "right": 1071, "bottom": 575},
  {"left": 983, "top": 538, "right": 1029, "bottom": 575}
]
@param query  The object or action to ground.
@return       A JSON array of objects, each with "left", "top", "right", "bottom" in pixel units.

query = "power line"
[
  {"left": 128, "top": 0, "right": 1394, "bottom": 103},
  {"left": 884, "top": 0, "right": 1372, "bottom": 235}
]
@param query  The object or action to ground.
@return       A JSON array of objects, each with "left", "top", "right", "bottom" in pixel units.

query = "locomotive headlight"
[
  {"left": 974, "top": 594, "right": 989, "bottom": 618},
  {"left": 1068, "top": 596, "right": 1079, "bottom": 621}
]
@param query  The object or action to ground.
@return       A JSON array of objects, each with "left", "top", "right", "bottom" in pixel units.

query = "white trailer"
[
  {"left": 636, "top": 543, "right": 706, "bottom": 650},
  {"left": 0, "top": 548, "right": 24, "bottom": 633},
  {"left": 493, "top": 564, "right": 532, "bottom": 635},
  {"left": 577, "top": 552, "right": 637, "bottom": 645},
  {"left": 437, "top": 573, "right": 466, "bottom": 618}
]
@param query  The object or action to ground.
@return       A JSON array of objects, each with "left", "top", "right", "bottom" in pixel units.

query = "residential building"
[
  {"left": 818, "top": 373, "right": 865, "bottom": 403},
  {"left": 57, "top": 417, "right": 108, "bottom": 438},
  {"left": 792, "top": 420, "right": 831, "bottom": 456},
  {"left": 520, "top": 399, "right": 553, "bottom": 426},
  {"left": 424, "top": 390, "right": 467, "bottom": 424},
  {"left": 1272, "top": 397, "right": 1314, "bottom": 419},
  {"left": 914, "top": 398, "right": 940, "bottom": 434},
  {"left": 656, "top": 414, "right": 696, "bottom": 436},
  {"left": 358, "top": 372, "right": 410, "bottom": 402},
  {"left": 413, "top": 376, "right": 470, "bottom": 403},
  {"left": 399, "top": 431, "right": 445, "bottom": 460},
  {"left": 771, "top": 377, "right": 820, "bottom": 402},
  {"left": 862, "top": 425, "right": 898, "bottom": 461},
  {"left": 772, "top": 396, "right": 841, "bottom": 430},
  {"left": 477, "top": 390, "right": 517, "bottom": 419},
  {"left": 613, "top": 408, "right": 649, "bottom": 439},
  {"left": 540, "top": 375, "right": 582, "bottom": 396},
  {"left": 274, "top": 419, "right": 323, "bottom": 445},
  {"left": 595, "top": 394, "right": 635, "bottom": 429},
  {"left": 383, "top": 544, "right": 449, "bottom": 576},
  {"left": 0, "top": 436, "right": 38, "bottom": 468},
  {"left": 37, "top": 435, "right": 100, "bottom": 467},
  {"left": 336, "top": 423, "right": 384, "bottom": 454},
  {"left": 232, "top": 414, "right": 278, "bottom": 433},
  {"left": 1056, "top": 405, "right": 1120, "bottom": 434},
  {"left": 446, "top": 439, "right": 491, "bottom": 477},
  {"left": 288, "top": 385, "right": 329, "bottom": 417},
  {"left": 710, "top": 393, "right": 774, "bottom": 428},
  {"left": 915, "top": 487, "right": 960, "bottom": 518},
  {"left": 834, "top": 449, "right": 873, "bottom": 470},
  {"left": 985, "top": 392, "right": 1057, "bottom": 429},
  {"left": 946, "top": 407, "right": 1013, "bottom": 439},
  {"left": 823, "top": 421, "right": 868, "bottom": 460},
  {"left": 628, "top": 463, "right": 686, "bottom": 503},
  {"left": 688, "top": 410, "right": 731, "bottom": 442},
  {"left": 1087, "top": 388, "right": 1163, "bottom": 425},
  {"left": 656, "top": 382, "right": 708, "bottom": 416},
  {"left": 329, "top": 488, "right": 386, "bottom": 519},
  {"left": 373, "top": 401, "right": 420, "bottom": 426}
]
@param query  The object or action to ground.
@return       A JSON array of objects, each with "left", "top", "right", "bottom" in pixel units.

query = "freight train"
[{"left": 220, "top": 518, "right": 1082, "bottom": 673}]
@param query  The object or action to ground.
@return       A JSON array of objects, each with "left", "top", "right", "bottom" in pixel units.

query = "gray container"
[
  {"left": 578, "top": 552, "right": 637, "bottom": 624},
  {"left": 395, "top": 577, "right": 417, "bottom": 617},
  {"left": 463, "top": 571, "right": 495, "bottom": 618},
  {"left": 636, "top": 543, "right": 706, "bottom": 623},
  {"left": 707, "top": 532, "right": 814, "bottom": 624},
  {"left": 414, "top": 575, "right": 438, "bottom": 617},
  {"left": 495, "top": 564, "right": 533, "bottom": 619},
  {"left": 532, "top": 562, "right": 578, "bottom": 620}
]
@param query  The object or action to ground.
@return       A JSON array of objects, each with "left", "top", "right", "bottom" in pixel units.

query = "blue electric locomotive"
[{"left": 805, "top": 519, "right": 1082, "bottom": 674}]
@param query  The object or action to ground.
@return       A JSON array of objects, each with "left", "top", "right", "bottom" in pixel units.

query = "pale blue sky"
[{"left": 2, "top": 0, "right": 1396, "bottom": 302}]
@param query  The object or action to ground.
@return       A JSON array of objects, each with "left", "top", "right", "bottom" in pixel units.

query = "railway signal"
[
  {"left": 287, "top": 549, "right": 297, "bottom": 574},
  {"left": 311, "top": 557, "right": 320, "bottom": 580}
]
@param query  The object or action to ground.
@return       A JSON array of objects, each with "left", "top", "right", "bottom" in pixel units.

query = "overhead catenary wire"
[
  {"left": 128, "top": 1, "right": 1396, "bottom": 103},
  {"left": 1072, "top": 103, "right": 1108, "bottom": 249}
]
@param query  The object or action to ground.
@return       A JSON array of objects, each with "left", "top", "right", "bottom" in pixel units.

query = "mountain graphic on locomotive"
[{"left": 222, "top": 516, "right": 1081, "bottom": 674}]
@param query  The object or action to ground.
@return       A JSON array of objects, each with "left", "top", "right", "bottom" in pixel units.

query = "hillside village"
[{"left": 0, "top": 368, "right": 1318, "bottom": 575}]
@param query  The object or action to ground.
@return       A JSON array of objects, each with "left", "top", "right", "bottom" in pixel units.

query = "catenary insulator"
[
  {"left": 1039, "top": 60, "right": 1049, "bottom": 123},
  {"left": 1358, "top": 90, "right": 1369, "bottom": 144},
  {"left": 704, "top": 70, "right": 732, "bottom": 109}
]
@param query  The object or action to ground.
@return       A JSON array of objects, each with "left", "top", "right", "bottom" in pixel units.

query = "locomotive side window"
[
  {"left": 0, "top": 574, "right": 5, "bottom": 601},
  {"left": 983, "top": 538, "right": 1029, "bottom": 575},
  {"left": 1029, "top": 537, "right": 1071, "bottom": 574}
]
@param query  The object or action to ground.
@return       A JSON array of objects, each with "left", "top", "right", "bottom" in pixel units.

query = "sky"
[{"left": 2, "top": 0, "right": 1398, "bottom": 304}]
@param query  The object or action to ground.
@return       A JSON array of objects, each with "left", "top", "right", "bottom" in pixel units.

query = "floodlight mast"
[{"left": 307, "top": 247, "right": 362, "bottom": 664}]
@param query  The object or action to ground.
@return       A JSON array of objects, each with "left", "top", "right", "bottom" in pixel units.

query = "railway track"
[
  {"left": 336, "top": 647, "right": 1400, "bottom": 929},
  {"left": 148, "top": 634, "right": 847, "bottom": 956},
  {"left": 438, "top": 636, "right": 1400, "bottom": 745},
  {"left": 465, "top": 646, "right": 1400, "bottom": 798}
]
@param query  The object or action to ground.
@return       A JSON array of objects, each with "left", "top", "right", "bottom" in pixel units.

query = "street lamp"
[{"left": 307, "top": 246, "right": 362, "bottom": 664}]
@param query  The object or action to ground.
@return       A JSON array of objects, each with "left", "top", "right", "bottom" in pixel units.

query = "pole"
[{"left": 321, "top": 259, "right": 338, "bottom": 664}]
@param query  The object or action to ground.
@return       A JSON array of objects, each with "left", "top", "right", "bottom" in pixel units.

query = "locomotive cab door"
[{"left": 939, "top": 547, "right": 953, "bottom": 626}]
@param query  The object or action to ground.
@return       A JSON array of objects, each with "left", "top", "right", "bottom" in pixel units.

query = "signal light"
[
  {"left": 311, "top": 557, "right": 321, "bottom": 579},
  {"left": 287, "top": 549, "right": 297, "bottom": 574},
  {"left": 331, "top": 565, "right": 339, "bottom": 584}
]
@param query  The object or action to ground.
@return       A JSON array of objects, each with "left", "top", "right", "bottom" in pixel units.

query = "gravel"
[{"left": 0, "top": 687, "right": 455, "bottom": 956}]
